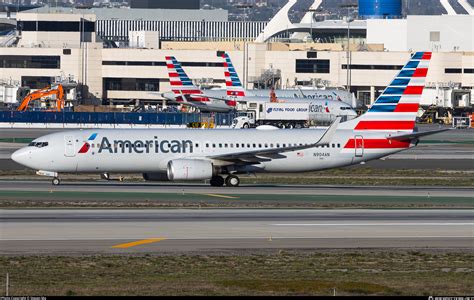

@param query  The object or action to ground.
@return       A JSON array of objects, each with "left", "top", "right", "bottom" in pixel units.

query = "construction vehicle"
[{"left": 17, "top": 84, "right": 65, "bottom": 112}]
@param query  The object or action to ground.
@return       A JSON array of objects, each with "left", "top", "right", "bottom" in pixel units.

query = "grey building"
[{"left": 130, "top": 0, "right": 200, "bottom": 9}]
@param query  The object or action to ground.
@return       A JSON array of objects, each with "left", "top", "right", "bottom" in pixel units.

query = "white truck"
[{"left": 232, "top": 102, "right": 310, "bottom": 129}]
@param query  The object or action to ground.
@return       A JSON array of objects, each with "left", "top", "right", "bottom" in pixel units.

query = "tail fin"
[
  {"left": 165, "top": 56, "right": 203, "bottom": 102},
  {"left": 349, "top": 52, "right": 432, "bottom": 132},
  {"left": 222, "top": 52, "right": 246, "bottom": 98}
]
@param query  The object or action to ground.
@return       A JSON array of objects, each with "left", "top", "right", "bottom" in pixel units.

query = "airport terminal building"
[{"left": 0, "top": 5, "right": 473, "bottom": 108}]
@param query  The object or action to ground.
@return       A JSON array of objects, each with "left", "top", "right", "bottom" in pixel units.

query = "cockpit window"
[{"left": 28, "top": 142, "right": 49, "bottom": 148}]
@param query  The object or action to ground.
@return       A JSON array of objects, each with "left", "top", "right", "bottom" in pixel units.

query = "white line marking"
[
  {"left": 271, "top": 223, "right": 474, "bottom": 226},
  {"left": 0, "top": 236, "right": 473, "bottom": 241}
]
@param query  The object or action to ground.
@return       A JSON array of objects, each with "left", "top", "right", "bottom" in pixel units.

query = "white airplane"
[
  {"left": 12, "top": 52, "right": 446, "bottom": 187},
  {"left": 163, "top": 54, "right": 357, "bottom": 120}
]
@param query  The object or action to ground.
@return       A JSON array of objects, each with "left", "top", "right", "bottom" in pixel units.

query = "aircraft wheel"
[
  {"left": 52, "top": 177, "right": 61, "bottom": 186},
  {"left": 210, "top": 176, "right": 225, "bottom": 187},
  {"left": 225, "top": 175, "right": 240, "bottom": 187}
]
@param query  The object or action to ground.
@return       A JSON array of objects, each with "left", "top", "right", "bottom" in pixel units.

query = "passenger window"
[
  {"left": 195, "top": 143, "right": 199, "bottom": 148},
  {"left": 236, "top": 144, "right": 239, "bottom": 148},
  {"left": 337, "top": 143, "right": 341, "bottom": 148},
  {"left": 206, "top": 143, "right": 209, "bottom": 148},
  {"left": 253, "top": 144, "right": 256, "bottom": 148},
  {"left": 247, "top": 144, "right": 250, "bottom": 148},
  {"left": 258, "top": 144, "right": 262, "bottom": 148},
  {"left": 225, "top": 143, "right": 228, "bottom": 148},
  {"left": 212, "top": 144, "right": 216, "bottom": 148},
  {"left": 230, "top": 143, "right": 233, "bottom": 148},
  {"left": 265, "top": 144, "right": 268, "bottom": 148},
  {"left": 219, "top": 143, "right": 222, "bottom": 148}
]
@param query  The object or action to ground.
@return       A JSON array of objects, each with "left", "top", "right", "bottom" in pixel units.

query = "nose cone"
[{"left": 11, "top": 148, "right": 32, "bottom": 168}]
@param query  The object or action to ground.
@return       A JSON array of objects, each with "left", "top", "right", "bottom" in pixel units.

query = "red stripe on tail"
[
  {"left": 422, "top": 52, "right": 432, "bottom": 60},
  {"left": 403, "top": 86, "right": 424, "bottom": 95},
  {"left": 344, "top": 139, "right": 410, "bottom": 149},
  {"left": 412, "top": 68, "right": 428, "bottom": 77}
]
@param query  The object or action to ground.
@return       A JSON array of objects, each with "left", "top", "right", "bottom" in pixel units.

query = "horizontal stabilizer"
[{"left": 387, "top": 128, "right": 451, "bottom": 141}]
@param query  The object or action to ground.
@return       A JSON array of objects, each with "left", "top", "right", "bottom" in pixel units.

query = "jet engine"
[
  {"left": 142, "top": 172, "right": 170, "bottom": 182},
  {"left": 167, "top": 159, "right": 213, "bottom": 181}
]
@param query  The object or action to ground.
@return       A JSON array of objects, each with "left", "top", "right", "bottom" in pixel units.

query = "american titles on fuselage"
[{"left": 96, "top": 137, "right": 194, "bottom": 154}]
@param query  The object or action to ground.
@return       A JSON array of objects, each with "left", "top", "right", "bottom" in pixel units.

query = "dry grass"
[{"left": 0, "top": 250, "right": 472, "bottom": 296}]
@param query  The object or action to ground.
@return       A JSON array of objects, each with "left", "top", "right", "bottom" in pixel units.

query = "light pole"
[
  {"left": 307, "top": 8, "right": 318, "bottom": 42},
  {"left": 340, "top": 4, "right": 357, "bottom": 92}
]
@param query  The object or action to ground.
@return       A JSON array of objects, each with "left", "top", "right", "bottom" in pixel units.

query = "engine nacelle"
[
  {"left": 142, "top": 172, "right": 170, "bottom": 182},
  {"left": 167, "top": 159, "right": 213, "bottom": 181}
]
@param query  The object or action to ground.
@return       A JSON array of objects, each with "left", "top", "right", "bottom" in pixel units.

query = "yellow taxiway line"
[{"left": 111, "top": 238, "right": 166, "bottom": 249}]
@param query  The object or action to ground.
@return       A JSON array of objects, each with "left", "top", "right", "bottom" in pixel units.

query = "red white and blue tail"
[
  {"left": 349, "top": 52, "right": 432, "bottom": 132},
  {"left": 222, "top": 53, "right": 246, "bottom": 98},
  {"left": 165, "top": 56, "right": 205, "bottom": 102}
]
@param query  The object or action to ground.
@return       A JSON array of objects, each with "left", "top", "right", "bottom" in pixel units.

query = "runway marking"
[
  {"left": 111, "top": 238, "right": 166, "bottom": 249},
  {"left": 272, "top": 223, "right": 474, "bottom": 226},
  {"left": 202, "top": 193, "right": 239, "bottom": 199},
  {"left": 1, "top": 236, "right": 473, "bottom": 242}
]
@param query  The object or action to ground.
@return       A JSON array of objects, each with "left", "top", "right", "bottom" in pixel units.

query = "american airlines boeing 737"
[{"left": 12, "top": 52, "right": 446, "bottom": 187}]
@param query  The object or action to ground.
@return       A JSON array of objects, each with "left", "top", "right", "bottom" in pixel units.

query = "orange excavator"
[{"left": 17, "top": 84, "right": 65, "bottom": 112}]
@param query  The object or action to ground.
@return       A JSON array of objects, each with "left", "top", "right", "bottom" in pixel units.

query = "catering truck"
[{"left": 232, "top": 102, "right": 310, "bottom": 129}]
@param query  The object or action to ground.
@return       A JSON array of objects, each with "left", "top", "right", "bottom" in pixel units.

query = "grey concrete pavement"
[{"left": 0, "top": 209, "right": 472, "bottom": 254}]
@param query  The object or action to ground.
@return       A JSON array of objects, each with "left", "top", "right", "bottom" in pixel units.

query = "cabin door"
[
  {"left": 64, "top": 135, "right": 76, "bottom": 157},
  {"left": 354, "top": 135, "right": 364, "bottom": 158}
]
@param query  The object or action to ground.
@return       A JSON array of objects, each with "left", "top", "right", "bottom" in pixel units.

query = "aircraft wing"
[
  {"left": 208, "top": 117, "right": 341, "bottom": 164},
  {"left": 386, "top": 128, "right": 451, "bottom": 141}
]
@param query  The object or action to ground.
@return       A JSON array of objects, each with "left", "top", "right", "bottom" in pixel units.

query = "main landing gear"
[
  {"left": 52, "top": 177, "right": 61, "bottom": 186},
  {"left": 210, "top": 175, "right": 240, "bottom": 187}
]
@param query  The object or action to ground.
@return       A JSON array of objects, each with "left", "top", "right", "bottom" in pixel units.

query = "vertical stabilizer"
[{"left": 345, "top": 52, "right": 432, "bottom": 132}]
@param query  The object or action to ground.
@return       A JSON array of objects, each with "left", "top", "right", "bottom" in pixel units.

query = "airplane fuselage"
[{"left": 12, "top": 128, "right": 412, "bottom": 175}]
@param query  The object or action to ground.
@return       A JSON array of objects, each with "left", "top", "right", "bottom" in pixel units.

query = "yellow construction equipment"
[{"left": 17, "top": 84, "right": 65, "bottom": 112}]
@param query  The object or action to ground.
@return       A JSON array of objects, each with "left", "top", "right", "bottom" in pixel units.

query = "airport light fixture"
[
  {"left": 307, "top": 8, "right": 319, "bottom": 43},
  {"left": 340, "top": 3, "right": 358, "bottom": 91}
]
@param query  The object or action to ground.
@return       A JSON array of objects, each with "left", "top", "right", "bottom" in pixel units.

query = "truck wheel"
[
  {"left": 243, "top": 123, "right": 249, "bottom": 129},
  {"left": 286, "top": 123, "right": 294, "bottom": 129}
]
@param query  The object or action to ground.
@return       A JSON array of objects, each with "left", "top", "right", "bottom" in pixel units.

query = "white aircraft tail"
[
  {"left": 222, "top": 52, "right": 246, "bottom": 101},
  {"left": 165, "top": 56, "right": 206, "bottom": 102},
  {"left": 342, "top": 51, "right": 432, "bottom": 132}
]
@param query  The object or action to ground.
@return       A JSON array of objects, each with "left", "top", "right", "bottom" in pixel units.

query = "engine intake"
[{"left": 167, "top": 159, "right": 213, "bottom": 181}]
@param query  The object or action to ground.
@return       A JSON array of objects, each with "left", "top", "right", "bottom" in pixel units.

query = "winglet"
[{"left": 316, "top": 117, "right": 341, "bottom": 146}]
